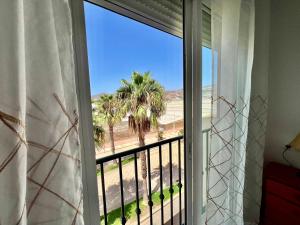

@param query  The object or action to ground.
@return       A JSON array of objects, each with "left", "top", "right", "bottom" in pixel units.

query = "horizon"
[
  {"left": 91, "top": 85, "right": 213, "bottom": 98},
  {"left": 84, "top": 2, "right": 212, "bottom": 96}
]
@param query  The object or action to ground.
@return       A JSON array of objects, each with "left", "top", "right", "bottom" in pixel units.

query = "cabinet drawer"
[
  {"left": 264, "top": 193, "right": 300, "bottom": 225},
  {"left": 265, "top": 179, "right": 300, "bottom": 206}
]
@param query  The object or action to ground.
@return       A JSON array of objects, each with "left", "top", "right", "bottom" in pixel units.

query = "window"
[{"left": 73, "top": 0, "right": 212, "bottom": 224}]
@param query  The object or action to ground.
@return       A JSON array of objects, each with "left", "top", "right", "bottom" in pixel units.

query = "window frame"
[
  {"left": 86, "top": 0, "right": 183, "bottom": 38},
  {"left": 71, "top": 0, "right": 211, "bottom": 224},
  {"left": 71, "top": 1, "right": 101, "bottom": 225}
]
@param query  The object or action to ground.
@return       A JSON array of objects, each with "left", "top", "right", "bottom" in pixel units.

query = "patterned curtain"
[
  {"left": 206, "top": 0, "right": 257, "bottom": 224},
  {"left": 0, "top": 1, "right": 83, "bottom": 224}
]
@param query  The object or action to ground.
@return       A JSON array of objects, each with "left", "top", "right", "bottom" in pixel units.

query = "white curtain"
[
  {"left": 0, "top": 1, "right": 83, "bottom": 225},
  {"left": 206, "top": 0, "right": 256, "bottom": 224}
]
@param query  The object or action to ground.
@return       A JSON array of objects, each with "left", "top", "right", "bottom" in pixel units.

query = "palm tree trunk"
[
  {"left": 109, "top": 125, "right": 117, "bottom": 163},
  {"left": 157, "top": 126, "right": 164, "bottom": 141},
  {"left": 138, "top": 131, "right": 149, "bottom": 202}
]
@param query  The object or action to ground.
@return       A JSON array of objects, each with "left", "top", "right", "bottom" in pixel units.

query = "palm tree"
[
  {"left": 92, "top": 94, "right": 123, "bottom": 158},
  {"left": 92, "top": 107, "right": 105, "bottom": 150},
  {"left": 117, "top": 72, "right": 166, "bottom": 202},
  {"left": 93, "top": 124, "right": 105, "bottom": 149},
  {"left": 92, "top": 113, "right": 105, "bottom": 174}
]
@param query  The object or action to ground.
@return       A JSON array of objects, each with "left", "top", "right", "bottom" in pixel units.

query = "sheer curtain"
[
  {"left": 0, "top": 1, "right": 83, "bottom": 224},
  {"left": 206, "top": 0, "right": 256, "bottom": 224}
]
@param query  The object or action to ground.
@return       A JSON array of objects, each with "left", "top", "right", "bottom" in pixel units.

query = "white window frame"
[
  {"left": 71, "top": 0, "right": 208, "bottom": 224},
  {"left": 71, "top": 1, "right": 101, "bottom": 225},
  {"left": 184, "top": 0, "right": 204, "bottom": 224}
]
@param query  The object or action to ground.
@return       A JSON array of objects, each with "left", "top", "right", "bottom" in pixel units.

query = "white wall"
[{"left": 265, "top": 0, "right": 300, "bottom": 168}]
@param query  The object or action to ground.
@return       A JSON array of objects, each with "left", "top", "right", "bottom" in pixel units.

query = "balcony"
[{"left": 96, "top": 129, "right": 210, "bottom": 225}]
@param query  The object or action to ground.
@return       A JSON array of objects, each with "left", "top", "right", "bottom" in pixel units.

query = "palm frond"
[
  {"left": 92, "top": 93, "right": 124, "bottom": 127},
  {"left": 93, "top": 125, "right": 105, "bottom": 148},
  {"left": 116, "top": 71, "right": 166, "bottom": 134}
]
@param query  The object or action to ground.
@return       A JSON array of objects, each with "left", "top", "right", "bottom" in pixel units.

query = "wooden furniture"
[{"left": 261, "top": 162, "right": 300, "bottom": 225}]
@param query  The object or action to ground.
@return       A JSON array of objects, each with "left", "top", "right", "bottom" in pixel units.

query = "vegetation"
[
  {"left": 92, "top": 94, "right": 124, "bottom": 157},
  {"left": 100, "top": 198, "right": 145, "bottom": 225},
  {"left": 117, "top": 72, "right": 166, "bottom": 201},
  {"left": 100, "top": 184, "right": 181, "bottom": 225},
  {"left": 151, "top": 184, "right": 180, "bottom": 205},
  {"left": 157, "top": 130, "right": 164, "bottom": 141},
  {"left": 92, "top": 72, "right": 168, "bottom": 223},
  {"left": 178, "top": 129, "right": 184, "bottom": 136},
  {"left": 92, "top": 116, "right": 105, "bottom": 149}
]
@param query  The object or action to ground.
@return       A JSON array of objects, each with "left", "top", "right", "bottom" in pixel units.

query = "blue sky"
[{"left": 84, "top": 2, "right": 212, "bottom": 96}]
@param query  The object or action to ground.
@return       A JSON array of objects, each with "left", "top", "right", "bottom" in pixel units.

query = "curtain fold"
[
  {"left": 242, "top": 0, "right": 269, "bottom": 223},
  {"left": 0, "top": 1, "right": 83, "bottom": 224},
  {"left": 206, "top": 0, "right": 256, "bottom": 224}
]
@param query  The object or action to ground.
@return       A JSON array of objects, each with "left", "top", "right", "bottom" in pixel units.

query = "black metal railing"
[{"left": 96, "top": 129, "right": 210, "bottom": 225}]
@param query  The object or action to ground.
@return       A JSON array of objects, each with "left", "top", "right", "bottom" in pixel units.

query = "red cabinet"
[{"left": 261, "top": 162, "right": 300, "bottom": 225}]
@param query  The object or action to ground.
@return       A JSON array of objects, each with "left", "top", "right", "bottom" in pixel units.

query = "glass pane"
[
  {"left": 84, "top": 1, "right": 184, "bottom": 224},
  {"left": 202, "top": 10, "right": 213, "bottom": 213}
]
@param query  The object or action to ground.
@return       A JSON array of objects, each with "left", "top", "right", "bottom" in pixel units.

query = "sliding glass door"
[
  {"left": 72, "top": 0, "right": 211, "bottom": 224},
  {"left": 84, "top": 1, "right": 185, "bottom": 224},
  {"left": 184, "top": 1, "right": 212, "bottom": 224},
  {"left": 184, "top": 0, "right": 203, "bottom": 224}
]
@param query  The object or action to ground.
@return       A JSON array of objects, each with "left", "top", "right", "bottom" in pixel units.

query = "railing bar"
[
  {"left": 100, "top": 163, "right": 108, "bottom": 225},
  {"left": 96, "top": 135, "right": 184, "bottom": 164},
  {"left": 147, "top": 148, "right": 153, "bottom": 225},
  {"left": 159, "top": 145, "right": 164, "bottom": 225},
  {"left": 96, "top": 132, "right": 211, "bottom": 225},
  {"left": 118, "top": 157, "right": 126, "bottom": 225},
  {"left": 178, "top": 139, "right": 182, "bottom": 225},
  {"left": 134, "top": 153, "right": 141, "bottom": 225},
  {"left": 169, "top": 142, "right": 174, "bottom": 225}
]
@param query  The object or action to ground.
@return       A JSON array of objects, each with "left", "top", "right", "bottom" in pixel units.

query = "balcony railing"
[{"left": 96, "top": 129, "right": 210, "bottom": 225}]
